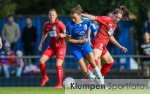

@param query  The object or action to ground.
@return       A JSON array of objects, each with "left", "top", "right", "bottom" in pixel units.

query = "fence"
[{"left": 0, "top": 55, "right": 149, "bottom": 86}]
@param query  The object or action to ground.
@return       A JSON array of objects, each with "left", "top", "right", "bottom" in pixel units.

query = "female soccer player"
[
  {"left": 66, "top": 5, "right": 104, "bottom": 84},
  {"left": 39, "top": 9, "right": 66, "bottom": 88},
  {"left": 82, "top": 6, "right": 136, "bottom": 77}
]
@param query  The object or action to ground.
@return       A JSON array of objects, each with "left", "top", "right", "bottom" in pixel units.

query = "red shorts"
[
  {"left": 43, "top": 46, "right": 66, "bottom": 60},
  {"left": 92, "top": 42, "right": 108, "bottom": 56}
]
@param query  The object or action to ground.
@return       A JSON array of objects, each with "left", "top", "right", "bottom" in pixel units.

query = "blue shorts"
[{"left": 71, "top": 42, "right": 93, "bottom": 62}]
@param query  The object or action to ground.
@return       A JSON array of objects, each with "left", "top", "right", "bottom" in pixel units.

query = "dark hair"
[
  {"left": 26, "top": 16, "right": 31, "bottom": 20},
  {"left": 120, "top": 6, "right": 136, "bottom": 20},
  {"left": 71, "top": 4, "right": 83, "bottom": 15},
  {"left": 113, "top": 6, "right": 136, "bottom": 20}
]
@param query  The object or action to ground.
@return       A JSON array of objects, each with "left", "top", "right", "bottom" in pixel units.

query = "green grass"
[
  {"left": 0, "top": 87, "right": 64, "bottom": 94},
  {"left": 0, "top": 87, "right": 149, "bottom": 94}
]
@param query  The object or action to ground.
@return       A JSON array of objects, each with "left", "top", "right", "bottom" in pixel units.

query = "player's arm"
[
  {"left": 59, "top": 31, "right": 66, "bottom": 38},
  {"left": 81, "top": 14, "right": 96, "bottom": 21},
  {"left": 59, "top": 21, "right": 66, "bottom": 38},
  {"left": 0, "top": 37, "right": 2, "bottom": 49},
  {"left": 66, "top": 35, "right": 88, "bottom": 44},
  {"left": 38, "top": 33, "right": 47, "bottom": 51},
  {"left": 110, "top": 36, "right": 127, "bottom": 53},
  {"left": 88, "top": 28, "right": 91, "bottom": 41}
]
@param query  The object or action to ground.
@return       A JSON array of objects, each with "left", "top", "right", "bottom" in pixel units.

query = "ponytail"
[
  {"left": 119, "top": 6, "right": 136, "bottom": 20},
  {"left": 71, "top": 4, "right": 83, "bottom": 15}
]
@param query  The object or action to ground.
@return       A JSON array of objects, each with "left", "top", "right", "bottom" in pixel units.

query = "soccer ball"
[{"left": 63, "top": 77, "right": 75, "bottom": 89}]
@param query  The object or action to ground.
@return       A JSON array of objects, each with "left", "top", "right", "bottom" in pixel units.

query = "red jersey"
[
  {"left": 92, "top": 16, "right": 117, "bottom": 45},
  {"left": 43, "top": 20, "right": 66, "bottom": 48}
]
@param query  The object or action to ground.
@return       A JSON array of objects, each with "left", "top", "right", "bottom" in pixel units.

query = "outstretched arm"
[
  {"left": 81, "top": 13, "right": 96, "bottom": 21},
  {"left": 38, "top": 33, "right": 47, "bottom": 51},
  {"left": 110, "top": 36, "right": 127, "bottom": 53}
]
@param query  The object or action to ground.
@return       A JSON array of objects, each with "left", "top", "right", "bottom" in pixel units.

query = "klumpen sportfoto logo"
[
  {"left": 64, "top": 79, "right": 150, "bottom": 90},
  {"left": 70, "top": 83, "right": 106, "bottom": 91}
]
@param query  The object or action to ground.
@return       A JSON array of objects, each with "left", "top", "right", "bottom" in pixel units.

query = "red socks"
[
  {"left": 87, "top": 60, "right": 114, "bottom": 76},
  {"left": 101, "top": 62, "right": 114, "bottom": 76},
  {"left": 40, "top": 63, "right": 48, "bottom": 78},
  {"left": 56, "top": 66, "right": 63, "bottom": 86}
]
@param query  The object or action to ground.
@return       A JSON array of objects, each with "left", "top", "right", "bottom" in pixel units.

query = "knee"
[
  {"left": 39, "top": 58, "right": 46, "bottom": 64},
  {"left": 56, "top": 59, "right": 64, "bottom": 66},
  {"left": 106, "top": 59, "right": 114, "bottom": 64}
]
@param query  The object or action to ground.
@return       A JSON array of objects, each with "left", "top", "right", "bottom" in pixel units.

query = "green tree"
[{"left": 0, "top": 0, "right": 16, "bottom": 19}]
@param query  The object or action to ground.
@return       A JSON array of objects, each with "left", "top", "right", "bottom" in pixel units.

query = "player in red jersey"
[
  {"left": 38, "top": 9, "right": 66, "bottom": 88},
  {"left": 82, "top": 6, "right": 136, "bottom": 77}
]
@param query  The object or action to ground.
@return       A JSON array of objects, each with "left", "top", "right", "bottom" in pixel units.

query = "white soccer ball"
[{"left": 63, "top": 77, "right": 75, "bottom": 89}]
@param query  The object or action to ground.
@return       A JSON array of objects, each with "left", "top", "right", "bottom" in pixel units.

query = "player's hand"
[
  {"left": 59, "top": 33, "right": 66, "bottom": 38},
  {"left": 120, "top": 46, "right": 128, "bottom": 53},
  {"left": 81, "top": 38, "right": 89, "bottom": 43},
  {"left": 38, "top": 44, "right": 42, "bottom": 51}
]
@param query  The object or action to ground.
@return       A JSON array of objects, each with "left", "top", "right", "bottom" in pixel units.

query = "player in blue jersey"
[{"left": 66, "top": 4, "right": 104, "bottom": 84}]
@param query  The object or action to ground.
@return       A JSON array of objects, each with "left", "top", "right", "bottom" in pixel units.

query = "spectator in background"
[
  {"left": 141, "top": 32, "right": 150, "bottom": 76},
  {"left": 0, "top": 42, "right": 15, "bottom": 78},
  {"left": 142, "top": 10, "right": 150, "bottom": 36},
  {"left": 22, "top": 17, "right": 37, "bottom": 65},
  {"left": 141, "top": 32, "right": 150, "bottom": 58},
  {"left": 2, "top": 15, "right": 20, "bottom": 51},
  {"left": 16, "top": 50, "right": 24, "bottom": 77}
]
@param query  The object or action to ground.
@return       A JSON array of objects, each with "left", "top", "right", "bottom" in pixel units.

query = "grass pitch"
[
  {"left": 0, "top": 87, "right": 149, "bottom": 94},
  {"left": 0, "top": 87, "right": 64, "bottom": 94}
]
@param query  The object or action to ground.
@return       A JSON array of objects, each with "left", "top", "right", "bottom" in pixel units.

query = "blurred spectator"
[
  {"left": 16, "top": 50, "right": 24, "bottom": 77},
  {"left": 141, "top": 32, "right": 150, "bottom": 58},
  {"left": 23, "top": 63, "right": 40, "bottom": 76},
  {"left": 2, "top": 15, "right": 20, "bottom": 51},
  {"left": 22, "top": 17, "right": 37, "bottom": 64},
  {"left": 0, "top": 42, "right": 15, "bottom": 78},
  {"left": 141, "top": 32, "right": 150, "bottom": 76},
  {"left": 142, "top": 10, "right": 150, "bottom": 36}
]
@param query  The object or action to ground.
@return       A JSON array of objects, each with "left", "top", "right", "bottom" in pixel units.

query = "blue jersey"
[
  {"left": 81, "top": 16, "right": 98, "bottom": 41},
  {"left": 90, "top": 23, "right": 98, "bottom": 41},
  {"left": 66, "top": 19, "right": 91, "bottom": 50}
]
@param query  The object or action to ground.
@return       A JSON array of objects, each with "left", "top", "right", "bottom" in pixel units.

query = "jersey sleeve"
[
  {"left": 58, "top": 21, "right": 66, "bottom": 33},
  {"left": 90, "top": 23, "right": 98, "bottom": 34},
  {"left": 95, "top": 16, "right": 111, "bottom": 26},
  {"left": 66, "top": 22, "right": 73, "bottom": 36}
]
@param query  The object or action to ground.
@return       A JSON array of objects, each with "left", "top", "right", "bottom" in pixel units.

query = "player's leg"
[
  {"left": 72, "top": 50, "right": 96, "bottom": 79},
  {"left": 87, "top": 46, "right": 103, "bottom": 72},
  {"left": 39, "top": 47, "right": 55, "bottom": 86},
  {"left": 83, "top": 43, "right": 104, "bottom": 84},
  {"left": 93, "top": 49, "right": 102, "bottom": 69},
  {"left": 85, "top": 52, "right": 104, "bottom": 84},
  {"left": 101, "top": 50, "right": 114, "bottom": 76},
  {"left": 78, "top": 58, "right": 96, "bottom": 79},
  {"left": 53, "top": 47, "right": 66, "bottom": 88}
]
